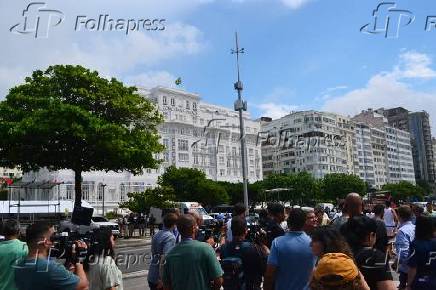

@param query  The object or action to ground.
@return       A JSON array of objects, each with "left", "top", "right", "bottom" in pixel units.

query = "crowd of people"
[
  {"left": 147, "top": 196, "right": 436, "bottom": 290},
  {"left": 117, "top": 213, "right": 156, "bottom": 238},
  {"left": 1, "top": 196, "right": 436, "bottom": 290}
]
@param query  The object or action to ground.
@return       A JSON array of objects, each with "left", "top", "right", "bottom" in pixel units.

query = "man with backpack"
[{"left": 220, "top": 216, "right": 267, "bottom": 290}]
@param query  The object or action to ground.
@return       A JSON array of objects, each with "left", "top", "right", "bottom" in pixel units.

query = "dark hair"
[
  {"left": 177, "top": 214, "right": 196, "bottom": 238},
  {"left": 231, "top": 216, "right": 247, "bottom": 237},
  {"left": 385, "top": 200, "right": 392, "bottom": 207},
  {"left": 26, "top": 222, "right": 52, "bottom": 246},
  {"left": 3, "top": 220, "right": 20, "bottom": 237},
  {"left": 398, "top": 205, "right": 412, "bottom": 221},
  {"left": 315, "top": 206, "right": 325, "bottom": 215},
  {"left": 287, "top": 208, "right": 306, "bottom": 231},
  {"left": 311, "top": 226, "right": 353, "bottom": 258},
  {"left": 343, "top": 215, "right": 377, "bottom": 252},
  {"left": 268, "top": 203, "right": 284, "bottom": 217},
  {"left": 163, "top": 213, "right": 178, "bottom": 228},
  {"left": 373, "top": 204, "right": 385, "bottom": 217},
  {"left": 233, "top": 203, "right": 246, "bottom": 216},
  {"left": 415, "top": 216, "right": 434, "bottom": 240},
  {"left": 84, "top": 228, "right": 115, "bottom": 272}
]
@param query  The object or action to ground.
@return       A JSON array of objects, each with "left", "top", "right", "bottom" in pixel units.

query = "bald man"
[
  {"left": 332, "top": 193, "right": 363, "bottom": 229},
  {"left": 162, "top": 215, "right": 223, "bottom": 290}
]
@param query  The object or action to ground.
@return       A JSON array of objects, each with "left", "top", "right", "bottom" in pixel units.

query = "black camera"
[{"left": 50, "top": 231, "right": 95, "bottom": 264}]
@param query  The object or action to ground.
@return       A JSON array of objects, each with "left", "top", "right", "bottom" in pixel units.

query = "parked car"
[{"left": 59, "top": 216, "right": 120, "bottom": 237}]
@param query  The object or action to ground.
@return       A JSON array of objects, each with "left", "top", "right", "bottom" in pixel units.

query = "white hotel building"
[{"left": 20, "top": 87, "right": 263, "bottom": 213}]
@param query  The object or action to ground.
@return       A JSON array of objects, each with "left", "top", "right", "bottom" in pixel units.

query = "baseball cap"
[{"left": 313, "top": 253, "right": 359, "bottom": 286}]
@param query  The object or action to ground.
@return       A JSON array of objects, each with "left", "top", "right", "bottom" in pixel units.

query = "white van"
[{"left": 175, "top": 202, "right": 214, "bottom": 225}]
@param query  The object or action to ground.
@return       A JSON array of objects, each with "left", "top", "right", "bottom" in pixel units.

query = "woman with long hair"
[
  {"left": 309, "top": 226, "right": 369, "bottom": 290},
  {"left": 84, "top": 228, "right": 123, "bottom": 290}
]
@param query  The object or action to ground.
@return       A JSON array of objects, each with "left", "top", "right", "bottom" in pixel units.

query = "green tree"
[
  {"left": 119, "top": 186, "right": 175, "bottom": 213},
  {"left": 158, "top": 166, "right": 229, "bottom": 207},
  {"left": 382, "top": 181, "right": 424, "bottom": 202},
  {"left": 321, "top": 173, "right": 366, "bottom": 201},
  {"left": 0, "top": 65, "right": 163, "bottom": 207}
]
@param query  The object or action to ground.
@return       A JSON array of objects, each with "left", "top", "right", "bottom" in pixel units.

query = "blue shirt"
[
  {"left": 395, "top": 221, "right": 415, "bottom": 274},
  {"left": 267, "top": 232, "right": 315, "bottom": 290},
  {"left": 14, "top": 257, "right": 79, "bottom": 290},
  {"left": 148, "top": 228, "right": 176, "bottom": 283}
]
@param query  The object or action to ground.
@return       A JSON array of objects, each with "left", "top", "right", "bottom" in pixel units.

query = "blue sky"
[{"left": 1, "top": 0, "right": 436, "bottom": 128}]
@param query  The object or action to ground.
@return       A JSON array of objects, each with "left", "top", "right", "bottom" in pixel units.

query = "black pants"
[
  {"left": 148, "top": 281, "right": 160, "bottom": 290},
  {"left": 399, "top": 271, "right": 408, "bottom": 289}
]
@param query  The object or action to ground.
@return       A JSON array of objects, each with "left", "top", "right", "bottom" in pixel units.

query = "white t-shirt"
[
  {"left": 384, "top": 207, "right": 396, "bottom": 227},
  {"left": 87, "top": 255, "right": 123, "bottom": 290},
  {"left": 226, "top": 218, "right": 233, "bottom": 242}
]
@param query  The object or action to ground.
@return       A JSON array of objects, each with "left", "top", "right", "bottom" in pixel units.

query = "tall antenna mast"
[{"left": 231, "top": 32, "right": 249, "bottom": 212}]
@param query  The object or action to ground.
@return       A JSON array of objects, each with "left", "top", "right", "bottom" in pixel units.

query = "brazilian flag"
[{"left": 175, "top": 77, "right": 182, "bottom": 86}]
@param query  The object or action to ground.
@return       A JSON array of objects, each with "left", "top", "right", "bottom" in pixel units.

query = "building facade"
[
  {"left": 260, "top": 111, "right": 355, "bottom": 179},
  {"left": 352, "top": 110, "right": 415, "bottom": 189},
  {"left": 21, "top": 87, "right": 263, "bottom": 213},
  {"left": 378, "top": 107, "right": 435, "bottom": 183}
]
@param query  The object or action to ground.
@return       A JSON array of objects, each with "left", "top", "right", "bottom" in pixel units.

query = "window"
[
  {"left": 163, "top": 96, "right": 167, "bottom": 105},
  {"left": 194, "top": 155, "right": 199, "bottom": 164},
  {"left": 178, "top": 139, "right": 189, "bottom": 151},
  {"left": 97, "top": 183, "right": 105, "bottom": 201},
  {"left": 186, "top": 100, "right": 190, "bottom": 109},
  {"left": 164, "top": 152, "right": 169, "bottom": 162},
  {"left": 193, "top": 102, "right": 197, "bottom": 110},
  {"left": 163, "top": 139, "right": 169, "bottom": 150},
  {"left": 220, "top": 169, "right": 225, "bottom": 176},
  {"left": 171, "top": 98, "right": 175, "bottom": 106},
  {"left": 178, "top": 153, "right": 189, "bottom": 162}
]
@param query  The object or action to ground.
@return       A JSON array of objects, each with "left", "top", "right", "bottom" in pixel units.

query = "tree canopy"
[
  {"left": 320, "top": 173, "right": 367, "bottom": 201},
  {"left": 158, "top": 166, "right": 229, "bottom": 207},
  {"left": 0, "top": 65, "right": 164, "bottom": 206},
  {"left": 382, "top": 181, "right": 424, "bottom": 202},
  {"left": 119, "top": 186, "right": 175, "bottom": 213}
]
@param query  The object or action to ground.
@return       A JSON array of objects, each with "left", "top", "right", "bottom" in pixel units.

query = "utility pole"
[{"left": 231, "top": 32, "right": 249, "bottom": 212}]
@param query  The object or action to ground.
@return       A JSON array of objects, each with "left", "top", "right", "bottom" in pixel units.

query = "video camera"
[
  {"left": 50, "top": 206, "right": 97, "bottom": 265},
  {"left": 50, "top": 231, "right": 96, "bottom": 265},
  {"left": 247, "top": 224, "right": 267, "bottom": 246}
]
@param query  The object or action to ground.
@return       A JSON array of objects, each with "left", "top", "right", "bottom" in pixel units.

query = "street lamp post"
[
  {"left": 101, "top": 183, "right": 107, "bottom": 216},
  {"left": 231, "top": 32, "right": 249, "bottom": 212}
]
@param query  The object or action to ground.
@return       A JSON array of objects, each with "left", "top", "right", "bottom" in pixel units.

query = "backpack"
[{"left": 221, "top": 242, "right": 250, "bottom": 290}]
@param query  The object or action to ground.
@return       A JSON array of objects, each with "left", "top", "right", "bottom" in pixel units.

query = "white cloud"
[
  {"left": 124, "top": 71, "right": 177, "bottom": 88},
  {"left": 393, "top": 51, "right": 436, "bottom": 79},
  {"left": 0, "top": 2, "right": 206, "bottom": 98},
  {"left": 280, "top": 0, "right": 313, "bottom": 9},
  {"left": 255, "top": 102, "right": 299, "bottom": 119},
  {"left": 322, "top": 51, "right": 436, "bottom": 130}
]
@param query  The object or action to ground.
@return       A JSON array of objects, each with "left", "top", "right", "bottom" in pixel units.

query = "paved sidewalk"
[{"left": 116, "top": 236, "right": 152, "bottom": 249}]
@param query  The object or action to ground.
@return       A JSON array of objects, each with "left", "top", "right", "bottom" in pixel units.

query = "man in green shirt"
[
  {"left": 163, "top": 214, "right": 223, "bottom": 290},
  {"left": 0, "top": 220, "right": 28, "bottom": 290}
]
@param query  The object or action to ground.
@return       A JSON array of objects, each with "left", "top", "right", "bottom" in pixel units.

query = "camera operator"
[
  {"left": 225, "top": 203, "right": 246, "bottom": 243},
  {"left": 220, "top": 216, "right": 268, "bottom": 290},
  {"left": 84, "top": 227, "right": 123, "bottom": 290},
  {"left": 14, "top": 222, "right": 89, "bottom": 290},
  {"left": 265, "top": 203, "right": 285, "bottom": 248}
]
